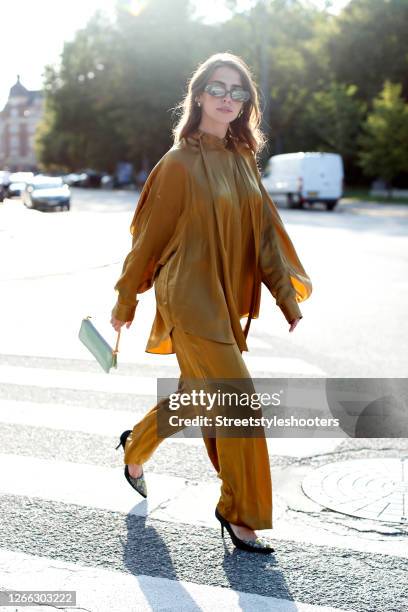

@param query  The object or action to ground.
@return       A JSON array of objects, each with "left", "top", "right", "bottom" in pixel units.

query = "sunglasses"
[{"left": 204, "top": 81, "right": 251, "bottom": 103}]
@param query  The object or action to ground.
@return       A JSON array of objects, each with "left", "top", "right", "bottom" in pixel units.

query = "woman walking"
[{"left": 111, "top": 52, "right": 312, "bottom": 554}]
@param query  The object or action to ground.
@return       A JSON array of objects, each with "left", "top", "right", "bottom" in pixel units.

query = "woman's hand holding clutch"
[{"left": 110, "top": 315, "right": 133, "bottom": 332}]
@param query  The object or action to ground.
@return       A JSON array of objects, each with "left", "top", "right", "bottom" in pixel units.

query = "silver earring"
[{"left": 197, "top": 101, "right": 201, "bottom": 107}]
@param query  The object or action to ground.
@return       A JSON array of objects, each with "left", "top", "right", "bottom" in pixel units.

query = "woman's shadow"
[{"left": 120, "top": 484, "right": 295, "bottom": 609}]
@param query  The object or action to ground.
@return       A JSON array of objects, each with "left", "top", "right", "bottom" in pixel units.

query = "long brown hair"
[{"left": 172, "top": 52, "right": 267, "bottom": 156}]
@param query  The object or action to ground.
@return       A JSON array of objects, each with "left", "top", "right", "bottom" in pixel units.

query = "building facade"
[{"left": 0, "top": 76, "right": 44, "bottom": 171}]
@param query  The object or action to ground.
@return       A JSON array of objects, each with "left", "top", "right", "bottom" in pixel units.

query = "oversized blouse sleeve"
[
  {"left": 246, "top": 149, "right": 312, "bottom": 324},
  {"left": 259, "top": 185, "right": 302, "bottom": 323},
  {"left": 111, "top": 153, "right": 186, "bottom": 322}
]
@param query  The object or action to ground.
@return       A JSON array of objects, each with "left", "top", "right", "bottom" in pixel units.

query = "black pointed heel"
[
  {"left": 115, "top": 429, "right": 131, "bottom": 450},
  {"left": 215, "top": 507, "right": 274, "bottom": 554},
  {"left": 116, "top": 429, "right": 147, "bottom": 498}
]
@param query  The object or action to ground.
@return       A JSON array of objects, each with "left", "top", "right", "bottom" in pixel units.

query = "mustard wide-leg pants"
[{"left": 123, "top": 325, "right": 273, "bottom": 530}]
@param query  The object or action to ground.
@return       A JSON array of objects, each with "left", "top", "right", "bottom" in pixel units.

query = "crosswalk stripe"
[
  {"left": 0, "top": 548, "right": 353, "bottom": 612},
  {"left": 0, "top": 453, "right": 403, "bottom": 559},
  {"left": 0, "top": 356, "right": 325, "bottom": 397},
  {"left": 0, "top": 364, "right": 158, "bottom": 394},
  {"left": 0, "top": 398, "right": 151, "bottom": 436},
  {"left": 0, "top": 453, "right": 187, "bottom": 516},
  {"left": 0, "top": 398, "right": 345, "bottom": 455}
]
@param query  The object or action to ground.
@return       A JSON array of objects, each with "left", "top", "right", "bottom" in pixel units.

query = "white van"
[{"left": 262, "top": 152, "right": 344, "bottom": 211}]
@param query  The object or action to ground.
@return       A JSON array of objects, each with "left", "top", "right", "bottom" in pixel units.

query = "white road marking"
[
  {"left": 0, "top": 398, "right": 345, "bottom": 456},
  {"left": 0, "top": 355, "right": 325, "bottom": 398},
  {"left": 0, "top": 453, "right": 404, "bottom": 559},
  {"left": 0, "top": 364, "right": 158, "bottom": 394},
  {"left": 0, "top": 549, "right": 355, "bottom": 612}
]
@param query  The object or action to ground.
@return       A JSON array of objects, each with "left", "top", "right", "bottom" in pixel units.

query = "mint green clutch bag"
[{"left": 78, "top": 316, "right": 121, "bottom": 373}]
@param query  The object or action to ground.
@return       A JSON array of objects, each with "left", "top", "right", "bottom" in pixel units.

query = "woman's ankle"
[
  {"left": 127, "top": 463, "right": 143, "bottom": 478},
  {"left": 230, "top": 522, "right": 257, "bottom": 540}
]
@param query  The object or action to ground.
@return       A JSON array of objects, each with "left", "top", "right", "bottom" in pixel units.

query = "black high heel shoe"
[
  {"left": 115, "top": 430, "right": 147, "bottom": 498},
  {"left": 215, "top": 507, "right": 274, "bottom": 554}
]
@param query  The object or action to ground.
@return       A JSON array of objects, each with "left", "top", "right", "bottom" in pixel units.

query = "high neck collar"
[{"left": 192, "top": 127, "right": 229, "bottom": 150}]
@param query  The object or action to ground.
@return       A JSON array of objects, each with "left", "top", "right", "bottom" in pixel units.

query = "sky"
[{"left": 0, "top": 0, "right": 351, "bottom": 110}]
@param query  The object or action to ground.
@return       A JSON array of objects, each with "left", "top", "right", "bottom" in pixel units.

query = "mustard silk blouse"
[{"left": 111, "top": 128, "right": 312, "bottom": 354}]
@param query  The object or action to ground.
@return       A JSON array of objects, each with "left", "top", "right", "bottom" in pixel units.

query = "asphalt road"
[{"left": 0, "top": 191, "right": 407, "bottom": 612}]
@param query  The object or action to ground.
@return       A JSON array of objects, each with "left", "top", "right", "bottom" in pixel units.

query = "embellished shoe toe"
[
  {"left": 116, "top": 429, "right": 148, "bottom": 498},
  {"left": 215, "top": 507, "right": 275, "bottom": 554},
  {"left": 242, "top": 537, "right": 274, "bottom": 550}
]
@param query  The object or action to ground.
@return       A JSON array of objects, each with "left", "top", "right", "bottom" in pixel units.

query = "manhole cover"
[{"left": 301, "top": 458, "right": 408, "bottom": 524}]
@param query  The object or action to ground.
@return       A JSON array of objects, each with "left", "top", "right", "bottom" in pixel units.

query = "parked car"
[
  {"left": 262, "top": 152, "right": 344, "bottom": 211},
  {"left": 22, "top": 176, "right": 71, "bottom": 212},
  {"left": 6, "top": 172, "right": 34, "bottom": 198},
  {"left": 80, "top": 169, "right": 104, "bottom": 188},
  {"left": 62, "top": 172, "right": 88, "bottom": 187},
  {"left": 64, "top": 169, "right": 105, "bottom": 188}
]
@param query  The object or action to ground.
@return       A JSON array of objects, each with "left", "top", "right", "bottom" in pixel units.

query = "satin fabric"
[
  {"left": 123, "top": 325, "right": 273, "bottom": 530},
  {"left": 112, "top": 128, "right": 312, "bottom": 354}
]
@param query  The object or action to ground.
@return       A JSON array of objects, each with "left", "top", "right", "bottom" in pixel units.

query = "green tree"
[
  {"left": 36, "top": 0, "right": 206, "bottom": 172},
  {"left": 302, "top": 81, "right": 365, "bottom": 163},
  {"left": 34, "top": 0, "right": 408, "bottom": 187},
  {"left": 329, "top": 0, "right": 408, "bottom": 103},
  {"left": 357, "top": 81, "right": 408, "bottom": 192},
  {"left": 36, "top": 11, "right": 126, "bottom": 172},
  {"left": 219, "top": 0, "right": 338, "bottom": 165}
]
